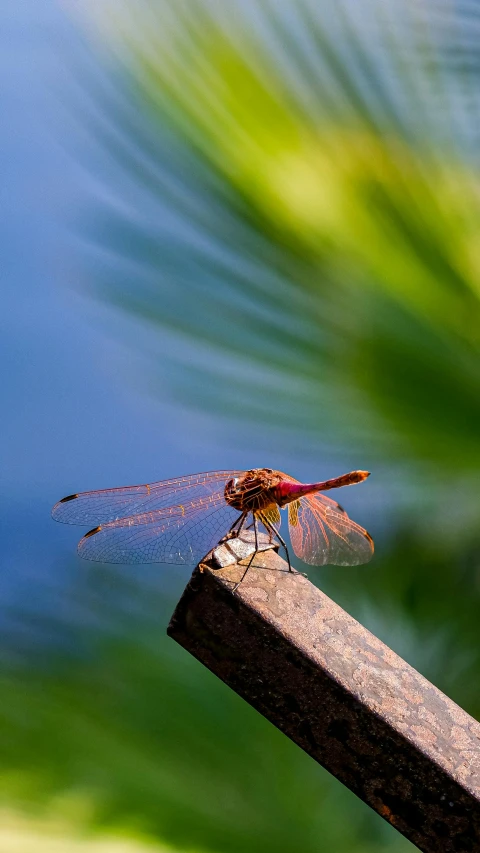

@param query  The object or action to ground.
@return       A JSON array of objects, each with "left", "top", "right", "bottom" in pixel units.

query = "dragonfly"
[{"left": 52, "top": 467, "right": 374, "bottom": 589}]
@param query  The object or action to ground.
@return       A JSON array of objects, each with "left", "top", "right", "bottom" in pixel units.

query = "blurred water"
[{"left": 1, "top": 0, "right": 290, "bottom": 618}]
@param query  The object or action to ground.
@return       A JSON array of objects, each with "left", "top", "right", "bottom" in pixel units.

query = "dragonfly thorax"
[{"left": 224, "top": 468, "right": 282, "bottom": 512}]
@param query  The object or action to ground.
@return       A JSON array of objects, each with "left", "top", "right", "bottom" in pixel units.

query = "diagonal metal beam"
[{"left": 168, "top": 539, "right": 480, "bottom": 853}]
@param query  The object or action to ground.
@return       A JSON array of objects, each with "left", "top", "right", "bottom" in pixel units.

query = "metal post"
[{"left": 168, "top": 538, "right": 480, "bottom": 853}]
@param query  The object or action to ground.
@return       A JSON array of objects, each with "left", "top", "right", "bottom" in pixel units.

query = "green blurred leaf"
[
  {"left": 0, "top": 566, "right": 414, "bottom": 853},
  {"left": 77, "top": 0, "right": 480, "bottom": 486}
]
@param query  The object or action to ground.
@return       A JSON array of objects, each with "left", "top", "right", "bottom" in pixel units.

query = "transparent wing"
[
  {"left": 288, "top": 495, "right": 374, "bottom": 566},
  {"left": 52, "top": 470, "right": 242, "bottom": 525},
  {"left": 77, "top": 497, "right": 241, "bottom": 565}
]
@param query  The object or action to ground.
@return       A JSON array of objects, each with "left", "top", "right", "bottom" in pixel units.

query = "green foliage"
[
  {"left": 83, "top": 1, "right": 480, "bottom": 481},
  {"left": 0, "top": 564, "right": 412, "bottom": 853}
]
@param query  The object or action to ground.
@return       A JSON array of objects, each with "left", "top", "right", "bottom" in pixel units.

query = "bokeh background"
[{"left": 3, "top": 1, "right": 480, "bottom": 850}]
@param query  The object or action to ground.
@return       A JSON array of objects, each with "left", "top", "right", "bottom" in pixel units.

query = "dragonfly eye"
[
  {"left": 224, "top": 477, "right": 244, "bottom": 508},
  {"left": 225, "top": 477, "right": 240, "bottom": 496}
]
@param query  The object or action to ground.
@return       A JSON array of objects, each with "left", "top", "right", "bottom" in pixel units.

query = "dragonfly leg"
[
  {"left": 235, "top": 511, "right": 249, "bottom": 538},
  {"left": 232, "top": 512, "right": 259, "bottom": 592},
  {"left": 220, "top": 511, "right": 247, "bottom": 543},
  {"left": 261, "top": 515, "right": 294, "bottom": 573}
]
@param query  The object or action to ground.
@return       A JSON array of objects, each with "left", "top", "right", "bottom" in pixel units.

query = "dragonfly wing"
[
  {"left": 52, "top": 470, "right": 242, "bottom": 525},
  {"left": 77, "top": 498, "right": 241, "bottom": 565},
  {"left": 260, "top": 504, "right": 281, "bottom": 530},
  {"left": 288, "top": 495, "right": 373, "bottom": 566}
]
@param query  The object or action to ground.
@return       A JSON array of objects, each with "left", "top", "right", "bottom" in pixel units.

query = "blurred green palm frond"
[
  {"left": 0, "top": 566, "right": 412, "bottom": 853},
  {"left": 81, "top": 0, "right": 480, "bottom": 482}
]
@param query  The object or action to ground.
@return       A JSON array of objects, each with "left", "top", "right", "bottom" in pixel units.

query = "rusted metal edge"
[{"left": 168, "top": 545, "right": 480, "bottom": 853}]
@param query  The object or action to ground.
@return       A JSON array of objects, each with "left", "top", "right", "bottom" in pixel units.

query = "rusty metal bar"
[{"left": 168, "top": 537, "right": 480, "bottom": 853}]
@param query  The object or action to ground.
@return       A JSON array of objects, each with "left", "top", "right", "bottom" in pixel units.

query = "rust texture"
[{"left": 168, "top": 545, "right": 480, "bottom": 852}]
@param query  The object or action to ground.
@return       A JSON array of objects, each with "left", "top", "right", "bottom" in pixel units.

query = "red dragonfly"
[{"left": 52, "top": 468, "right": 374, "bottom": 585}]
